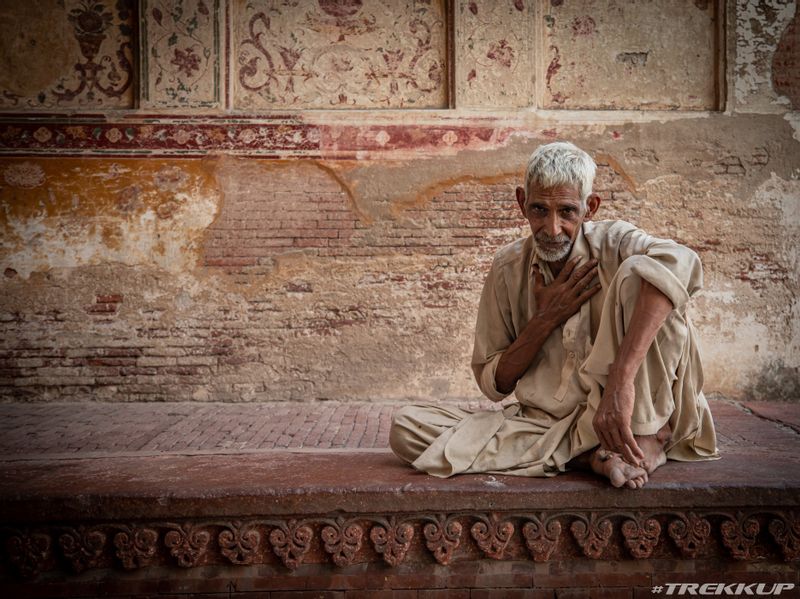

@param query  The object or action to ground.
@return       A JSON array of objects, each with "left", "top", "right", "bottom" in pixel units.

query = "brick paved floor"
[
  {"left": 0, "top": 399, "right": 501, "bottom": 458},
  {"left": 1, "top": 397, "right": 797, "bottom": 460}
]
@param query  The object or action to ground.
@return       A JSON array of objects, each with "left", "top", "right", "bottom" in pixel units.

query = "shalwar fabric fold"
[{"left": 390, "top": 220, "right": 719, "bottom": 478}]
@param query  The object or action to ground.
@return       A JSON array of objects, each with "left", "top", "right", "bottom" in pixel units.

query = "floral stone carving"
[
  {"left": 113, "top": 526, "right": 158, "bottom": 569},
  {"left": 522, "top": 515, "right": 562, "bottom": 562},
  {"left": 164, "top": 523, "right": 210, "bottom": 568},
  {"left": 370, "top": 517, "right": 414, "bottom": 566},
  {"left": 621, "top": 516, "right": 661, "bottom": 559},
  {"left": 423, "top": 514, "right": 463, "bottom": 565},
  {"left": 269, "top": 520, "right": 313, "bottom": 570},
  {"left": 218, "top": 521, "right": 261, "bottom": 565},
  {"left": 470, "top": 513, "right": 514, "bottom": 560}
]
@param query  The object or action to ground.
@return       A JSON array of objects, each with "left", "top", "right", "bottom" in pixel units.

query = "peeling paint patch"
[
  {"left": 744, "top": 360, "right": 800, "bottom": 401},
  {"left": 735, "top": 0, "right": 796, "bottom": 112},
  {"left": 616, "top": 52, "right": 649, "bottom": 68},
  {"left": 773, "top": 6, "right": 800, "bottom": 108},
  {"left": 545, "top": 1, "right": 716, "bottom": 109},
  {"left": 0, "top": 158, "right": 221, "bottom": 278},
  {"left": 785, "top": 112, "right": 800, "bottom": 143},
  {"left": 3, "top": 162, "right": 45, "bottom": 188}
]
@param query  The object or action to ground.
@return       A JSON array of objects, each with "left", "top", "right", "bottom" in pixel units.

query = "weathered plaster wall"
[{"left": 0, "top": 1, "right": 798, "bottom": 402}]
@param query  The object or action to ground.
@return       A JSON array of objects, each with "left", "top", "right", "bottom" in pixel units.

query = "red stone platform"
[{"left": 1, "top": 398, "right": 799, "bottom": 598}]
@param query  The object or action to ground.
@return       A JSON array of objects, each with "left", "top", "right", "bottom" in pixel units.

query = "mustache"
[{"left": 535, "top": 232, "right": 570, "bottom": 245}]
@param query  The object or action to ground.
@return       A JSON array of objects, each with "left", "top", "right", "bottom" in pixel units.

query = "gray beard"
[{"left": 533, "top": 232, "right": 572, "bottom": 263}]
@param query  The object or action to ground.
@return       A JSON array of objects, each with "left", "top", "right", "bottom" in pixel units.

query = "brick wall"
[
  {"left": 0, "top": 0, "right": 798, "bottom": 402},
  {"left": 2, "top": 557, "right": 797, "bottom": 598},
  {"left": 0, "top": 162, "right": 653, "bottom": 403}
]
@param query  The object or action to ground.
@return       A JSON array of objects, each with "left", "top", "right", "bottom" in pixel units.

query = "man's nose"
[{"left": 545, "top": 213, "right": 561, "bottom": 237}]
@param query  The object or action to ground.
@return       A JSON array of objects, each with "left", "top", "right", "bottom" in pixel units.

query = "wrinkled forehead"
[{"left": 526, "top": 183, "right": 583, "bottom": 204}]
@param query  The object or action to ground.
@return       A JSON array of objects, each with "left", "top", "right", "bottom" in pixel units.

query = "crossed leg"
[{"left": 570, "top": 422, "right": 672, "bottom": 489}]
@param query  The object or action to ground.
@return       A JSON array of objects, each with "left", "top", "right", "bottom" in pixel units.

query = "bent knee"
[{"left": 389, "top": 405, "right": 419, "bottom": 464}]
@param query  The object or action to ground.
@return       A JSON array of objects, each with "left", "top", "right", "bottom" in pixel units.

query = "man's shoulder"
[
  {"left": 584, "top": 219, "right": 640, "bottom": 250},
  {"left": 491, "top": 236, "right": 533, "bottom": 271}
]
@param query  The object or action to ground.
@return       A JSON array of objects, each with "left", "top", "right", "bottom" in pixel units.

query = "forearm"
[
  {"left": 608, "top": 280, "right": 673, "bottom": 381},
  {"left": 495, "top": 315, "right": 556, "bottom": 395}
]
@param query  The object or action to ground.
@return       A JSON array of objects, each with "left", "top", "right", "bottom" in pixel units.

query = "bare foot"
[
  {"left": 633, "top": 423, "right": 672, "bottom": 474},
  {"left": 589, "top": 448, "right": 649, "bottom": 489}
]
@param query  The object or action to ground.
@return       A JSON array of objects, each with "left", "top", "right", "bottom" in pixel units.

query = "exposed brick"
[
  {"left": 345, "top": 591, "right": 418, "bottom": 599},
  {"left": 418, "top": 591, "right": 470, "bottom": 599},
  {"left": 86, "top": 303, "right": 118, "bottom": 314},
  {"left": 556, "top": 589, "right": 632, "bottom": 599},
  {"left": 472, "top": 591, "right": 554, "bottom": 599},
  {"left": 536, "top": 560, "right": 651, "bottom": 589}
]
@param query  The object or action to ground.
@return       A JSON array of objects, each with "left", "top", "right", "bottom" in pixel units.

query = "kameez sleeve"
[
  {"left": 471, "top": 259, "right": 516, "bottom": 402},
  {"left": 598, "top": 221, "right": 703, "bottom": 312}
]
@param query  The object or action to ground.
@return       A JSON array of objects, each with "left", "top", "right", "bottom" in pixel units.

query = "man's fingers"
[
  {"left": 592, "top": 418, "right": 607, "bottom": 448},
  {"left": 556, "top": 256, "right": 580, "bottom": 282},
  {"left": 576, "top": 284, "right": 601, "bottom": 306},
  {"left": 594, "top": 422, "right": 614, "bottom": 452},
  {"left": 621, "top": 426, "right": 645, "bottom": 461},
  {"left": 573, "top": 266, "right": 598, "bottom": 292},
  {"left": 574, "top": 259, "right": 598, "bottom": 281},
  {"left": 532, "top": 265, "right": 545, "bottom": 288},
  {"left": 621, "top": 443, "right": 640, "bottom": 466},
  {"left": 609, "top": 427, "right": 625, "bottom": 454}
]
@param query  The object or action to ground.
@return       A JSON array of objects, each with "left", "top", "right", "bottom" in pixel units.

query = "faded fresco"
[
  {"left": 0, "top": 0, "right": 134, "bottom": 109},
  {"left": 455, "top": 0, "right": 533, "bottom": 108},
  {"left": 543, "top": 0, "right": 719, "bottom": 109},
  {"left": 232, "top": 0, "right": 448, "bottom": 109},
  {"left": 141, "top": 0, "right": 222, "bottom": 108},
  {"left": 0, "top": 1, "right": 798, "bottom": 403}
]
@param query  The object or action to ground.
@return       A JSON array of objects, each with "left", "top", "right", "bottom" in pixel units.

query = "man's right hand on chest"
[{"left": 532, "top": 257, "right": 600, "bottom": 329}]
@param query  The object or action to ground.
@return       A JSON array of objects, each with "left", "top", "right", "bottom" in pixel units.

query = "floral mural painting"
[
  {"left": 0, "top": 0, "right": 134, "bottom": 109},
  {"left": 456, "top": 0, "right": 532, "bottom": 108},
  {"left": 141, "top": 0, "right": 220, "bottom": 108},
  {"left": 234, "top": 0, "right": 447, "bottom": 109}
]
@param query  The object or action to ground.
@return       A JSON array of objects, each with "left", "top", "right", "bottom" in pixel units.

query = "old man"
[{"left": 390, "top": 142, "right": 718, "bottom": 489}]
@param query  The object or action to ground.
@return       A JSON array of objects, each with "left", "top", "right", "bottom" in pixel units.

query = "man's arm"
[
  {"left": 592, "top": 279, "right": 673, "bottom": 464},
  {"left": 495, "top": 257, "right": 600, "bottom": 394}
]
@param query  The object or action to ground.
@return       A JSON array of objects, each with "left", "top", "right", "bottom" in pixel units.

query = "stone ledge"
[
  {"left": 0, "top": 449, "right": 799, "bottom": 522},
  {"left": 1, "top": 399, "right": 799, "bottom": 594}
]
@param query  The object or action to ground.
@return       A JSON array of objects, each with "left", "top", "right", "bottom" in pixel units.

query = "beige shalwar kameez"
[{"left": 390, "top": 220, "right": 719, "bottom": 478}]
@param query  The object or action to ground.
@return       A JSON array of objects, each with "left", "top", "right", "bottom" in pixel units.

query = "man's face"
[{"left": 515, "top": 183, "right": 599, "bottom": 263}]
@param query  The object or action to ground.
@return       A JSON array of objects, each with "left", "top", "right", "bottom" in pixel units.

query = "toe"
[{"left": 610, "top": 470, "right": 625, "bottom": 488}]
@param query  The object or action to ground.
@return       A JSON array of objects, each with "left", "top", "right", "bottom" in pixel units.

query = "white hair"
[{"left": 524, "top": 142, "right": 596, "bottom": 206}]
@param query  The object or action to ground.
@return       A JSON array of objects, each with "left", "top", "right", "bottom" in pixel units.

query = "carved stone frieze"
[
  {"left": 423, "top": 514, "right": 462, "bottom": 565},
  {"left": 621, "top": 516, "right": 661, "bottom": 559},
  {"left": 321, "top": 517, "right": 364, "bottom": 567},
  {"left": 268, "top": 520, "right": 313, "bottom": 570},
  {"left": 370, "top": 517, "right": 414, "bottom": 566},
  {"left": 5, "top": 531, "right": 51, "bottom": 579},
  {"left": 164, "top": 523, "right": 210, "bottom": 568},
  {"left": 720, "top": 513, "right": 760, "bottom": 560},
  {"left": 2, "top": 509, "right": 799, "bottom": 581},
  {"left": 522, "top": 515, "right": 562, "bottom": 562},
  {"left": 113, "top": 525, "right": 158, "bottom": 570},
  {"left": 218, "top": 521, "right": 261, "bottom": 565},
  {"left": 769, "top": 513, "right": 800, "bottom": 562},
  {"left": 58, "top": 526, "right": 107, "bottom": 573},
  {"left": 470, "top": 513, "right": 514, "bottom": 560},
  {"left": 570, "top": 514, "right": 612, "bottom": 559},
  {"left": 668, "top": 512, "right": 712, "bottom": 558}
]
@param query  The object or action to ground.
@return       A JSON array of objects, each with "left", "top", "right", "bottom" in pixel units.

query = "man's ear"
[
  {"left": 515, "top": 186, "right": 526, "bottom": 216},
  {"left": 583, "top": 193, "right": 601, "bottom": 221}
]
